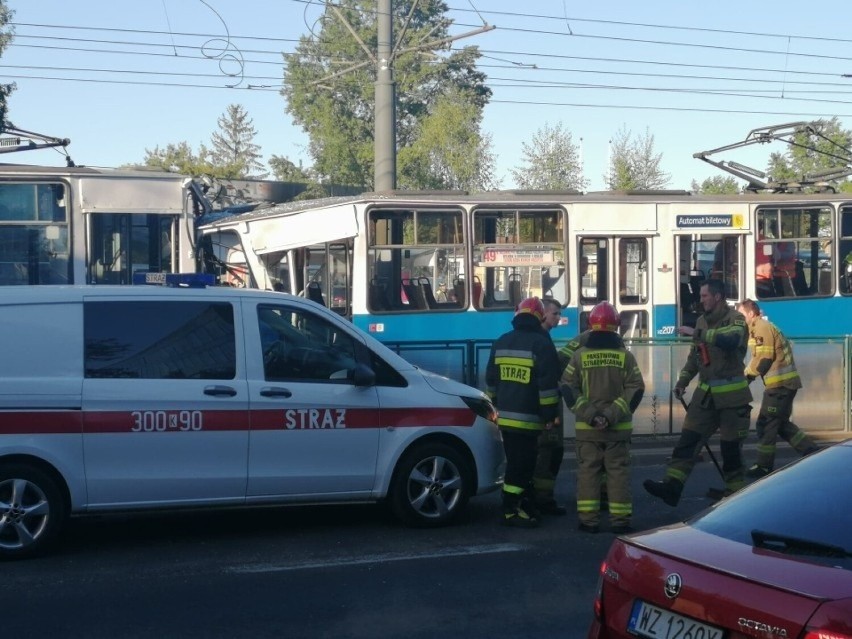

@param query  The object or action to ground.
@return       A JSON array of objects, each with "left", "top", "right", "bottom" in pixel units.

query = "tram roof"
[
  {"left": 0, "top": 163, "right": 185, "bottom": 180},
  {"left": 197, "top": 187, "right": 852, "bottom": 229}
]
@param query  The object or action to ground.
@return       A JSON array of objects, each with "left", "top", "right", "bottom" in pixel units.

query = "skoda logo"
[{"left": 664, "top": 573, "right": 682, "bottom": 599}]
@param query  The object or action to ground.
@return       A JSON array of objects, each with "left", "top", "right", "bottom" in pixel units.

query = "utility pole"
[
  {"left": 314, "top": 1, "right": 493, "bottom": 192},
  {"left": 375, "top": 0, "right": 396, "bottom": 192}
]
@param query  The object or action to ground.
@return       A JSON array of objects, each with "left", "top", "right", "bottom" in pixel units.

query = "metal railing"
[{"left": 382, "top": 337, "right": 851, "bottom": 437}]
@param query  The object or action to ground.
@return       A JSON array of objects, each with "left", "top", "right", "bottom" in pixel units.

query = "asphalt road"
[{"left": 1, "top": 439, "right": 812, "bottom": 639}]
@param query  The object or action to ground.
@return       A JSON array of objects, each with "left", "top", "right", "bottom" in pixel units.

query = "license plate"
[{"left": 628, "top": 600, "right": 724, "bottom": 639}]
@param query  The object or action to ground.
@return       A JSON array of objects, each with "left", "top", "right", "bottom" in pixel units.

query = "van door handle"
[
  {"left": 204, "top": 385, "right": 238, "bottom": 397},
  {"left": 260, "top": 387, "right": 293, "bottom": 398}
]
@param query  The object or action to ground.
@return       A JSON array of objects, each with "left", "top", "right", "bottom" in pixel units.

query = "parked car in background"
[{"left": 588, "top": 439, "right": 852, "bottom": 639}]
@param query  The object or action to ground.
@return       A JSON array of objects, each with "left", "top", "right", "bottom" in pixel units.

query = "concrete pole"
[{"left": 375, "top": 0, "right": 396, "bottom": 191}]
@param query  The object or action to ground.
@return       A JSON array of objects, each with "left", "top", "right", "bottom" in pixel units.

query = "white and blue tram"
[{"left": 195, "top": 189, "right": 852, "bottom": 436}]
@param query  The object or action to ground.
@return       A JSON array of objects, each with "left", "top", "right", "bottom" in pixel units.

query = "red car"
[{"left": 588, "top": 439, "right": 852, "bottom": 639}]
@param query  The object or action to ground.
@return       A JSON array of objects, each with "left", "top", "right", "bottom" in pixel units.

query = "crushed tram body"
[{"left": 196, "top": 189, "right": 852, "bottom": 438}]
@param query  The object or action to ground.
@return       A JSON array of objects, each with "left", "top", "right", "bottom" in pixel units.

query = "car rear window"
[{"left": 690, "top": 443, "right": 851, "bottom": 567}]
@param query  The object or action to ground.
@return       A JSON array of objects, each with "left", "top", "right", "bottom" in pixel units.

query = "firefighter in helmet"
[
  {"left": 562, "top": 302, "right": 645, "bottom": 533},
  {"left": 485, "top": 297, "right": 561, "bottom": 528}
]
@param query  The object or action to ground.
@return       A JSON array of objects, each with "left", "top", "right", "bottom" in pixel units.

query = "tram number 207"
[
  {"left": 657, "top": 326, "right": 677, "bottom": 336},
  {"left": 130, "top": 410, "right": 204, "bottom": 432}
]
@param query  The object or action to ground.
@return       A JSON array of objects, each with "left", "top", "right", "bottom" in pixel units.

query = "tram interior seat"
[
  {"left": 306, "top": 281, "right": 325, "bottom": 306},
  {"left": 401, "top": 278, "right": 428, "bottom": 310},
  {"left": 453, "top": 278, "right": 466, "bottom": 307},
  {"left": 472, "top": 276, "right": 483, "bottom": 309},
  {"left": 508, "top": 274, "right": 522, "bottom": 308},
  {"left": 369, "top": 277, "right": 392, "bottom": 311},
  {"left": 418, "top": 277, "right": 440, "bottom": 308}
]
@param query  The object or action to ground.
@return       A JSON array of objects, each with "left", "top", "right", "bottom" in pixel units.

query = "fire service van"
[{"left": 0, "top": 282, "right": 505, "bottom": 559}]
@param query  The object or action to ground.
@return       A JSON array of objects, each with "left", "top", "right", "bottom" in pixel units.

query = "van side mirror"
[{"left": 350, "top": 363, "right": 376, "bottom": 387}]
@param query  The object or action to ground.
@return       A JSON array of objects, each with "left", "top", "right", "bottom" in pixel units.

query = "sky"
[{"left": 3, "top": 0, "right": 852, "bottom": 191}]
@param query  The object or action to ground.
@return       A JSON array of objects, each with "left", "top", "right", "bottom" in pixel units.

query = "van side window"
[
  {"left": 258, "top": 305, "right": 359, "bottom": 382},
  {"left": 84, "top": 301, "right": 236, "bottom": 379}
]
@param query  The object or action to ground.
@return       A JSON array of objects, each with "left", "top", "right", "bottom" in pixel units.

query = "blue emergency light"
[{"left": 132, "top": 272, "right": 216, "bottom": 288}]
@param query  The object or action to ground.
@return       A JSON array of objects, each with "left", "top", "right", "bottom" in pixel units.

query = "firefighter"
[
  {"left": 562, "top": 302, "right": 644, "bottom": 534},
  {"left": 533, "top": 297, "right": 567, "bottom": 515},
  {"left": 644, "top": 279, "right": 752, "bottom": 506},
  {"left": 485, "top": 297, "right": 561, "bottom": 528},
  {"left": 557, "top": 325, "right": 626, "bottom": 512},
  {"left": 737, "top": 298, "right": 818, "bottom": 477}
]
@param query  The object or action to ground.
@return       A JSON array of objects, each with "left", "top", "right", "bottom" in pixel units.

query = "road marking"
[{"left": 225, "top": 543, "right": 529, "bottom": 574}]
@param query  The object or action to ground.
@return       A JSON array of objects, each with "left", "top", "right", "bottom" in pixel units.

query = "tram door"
[
  {"left": 676, "top": 234, "right": 743, "bottom": 328},
  {"left": 577, "top": 236, "right": 652, "bottom": 338}
]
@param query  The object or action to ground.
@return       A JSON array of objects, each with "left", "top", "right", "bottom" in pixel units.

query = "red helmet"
[
  {"left": 515, "top": 297, "right": 545, "bottom": 322},
  {"left": 589, "top": 301, "right": 620, "bottom": 332}
]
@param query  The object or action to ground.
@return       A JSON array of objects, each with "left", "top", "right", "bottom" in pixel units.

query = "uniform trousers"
[
  {"left": 575, "top": 439, "right": 630, "bottom": 528},
  {"left": 755, "top": 388, "right": 817, "bottom": 469},
  {"left": 666, "top": 398, "right": 751, "bottom": 493}
]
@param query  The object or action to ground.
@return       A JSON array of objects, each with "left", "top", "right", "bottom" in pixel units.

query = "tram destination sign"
[{"left": 676, "top": 214, "right": 744, "bottom": 228}]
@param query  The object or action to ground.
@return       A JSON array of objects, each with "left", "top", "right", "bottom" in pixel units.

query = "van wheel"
[
  {"left": 0, "top": 464, "right": 66, "bottom": 560},
  {"left": 389, "top": 443, "right": 471, "bottom": 527}
]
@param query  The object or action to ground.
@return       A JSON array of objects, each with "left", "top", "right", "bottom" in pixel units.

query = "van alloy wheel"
[
  {"left": 0, "top": 465, "right": 65, "bottom": 560},
  {"left": 389, "top": 442, "right": 472, "bottom": 528}
]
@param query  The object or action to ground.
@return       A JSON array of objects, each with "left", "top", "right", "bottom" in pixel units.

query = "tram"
[
  {"left": 196, "top": 189, "right": 852, "bottom": 437},
  {"left": 0, "top": 164, "right": 202, "bottom": 285}
]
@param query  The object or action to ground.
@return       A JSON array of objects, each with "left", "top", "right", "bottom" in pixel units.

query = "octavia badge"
[{"left": 664, "top": 573, "right": 682, "bottom": 599}]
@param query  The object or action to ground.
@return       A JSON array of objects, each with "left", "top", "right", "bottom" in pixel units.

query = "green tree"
[
  {"left": 690, "top": 175, "right": 742, "bottom": 194},
  {"left": 0, "top": 2, "right": 16, "bottom": 128},
  {"left": 269, "top": 155, "right": 310, "bottom": 182},
  {"left": 398, "top": 90, "right": 497, "bottom": 191},
  {"left": 282, "top": 0, "right": 491, "bottom": 189},
  {"left": 766, "top": 117, "right": 852, "bottom": 191},
  {"left": 141, "top": 141, "right": 215, "bottom": 175},
  {"left": 208, "top": 104, "right": 267, "bottom": 179},
  {"left": 606, "top": 126, "right": 670, "bottom": 190},
  {"left": 510, "top": 121, "right": 586, "bottom": 190}
]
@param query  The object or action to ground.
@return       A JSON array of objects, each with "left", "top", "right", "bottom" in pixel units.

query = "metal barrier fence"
[{"left": 382, "top": 337, "right": 851, "bottom": 438}]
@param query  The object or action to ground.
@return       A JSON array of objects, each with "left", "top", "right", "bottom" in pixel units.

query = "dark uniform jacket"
[
  {"left": 563, "top": 331, "right": 645, "bottom": 442},
  {"left": 485, "top": 313, "right": 561, "bottom": 432},
  {"left": 676, "top": 304, "right": 752, "bottom": 409}
]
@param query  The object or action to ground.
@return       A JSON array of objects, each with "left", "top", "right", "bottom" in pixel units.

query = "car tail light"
[
  {"left": 802, "top": 631, "right": 852, "bottom": 639},
  {"left": 593, "top": 560, "right": 606, "bottom": 621}
]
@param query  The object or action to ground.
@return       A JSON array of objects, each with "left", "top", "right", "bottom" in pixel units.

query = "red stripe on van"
[
  {"left": 0, "top": 411, "right": 83, "bottom": 435},
  {"left": 0, "top": 407, "right": 476, "bottom": 435}
]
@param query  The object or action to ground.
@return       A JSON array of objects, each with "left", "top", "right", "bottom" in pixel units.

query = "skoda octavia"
[{"left": 588, "top": 439, "right": 852, "bottom": 639}]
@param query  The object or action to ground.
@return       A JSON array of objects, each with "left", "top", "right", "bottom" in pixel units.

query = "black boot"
[
  {"left": 643, "top": 478, "right": 682, "bottom": 507},
  {"left": 502, "top": 492, "right": 540, "bottom": 528}
]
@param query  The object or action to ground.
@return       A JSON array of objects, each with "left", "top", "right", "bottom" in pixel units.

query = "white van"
[{"left": 0, "top": 283, "right": 505, "bottom": 559}]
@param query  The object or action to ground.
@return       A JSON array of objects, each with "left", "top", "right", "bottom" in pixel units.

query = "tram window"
[
  {"left": 367, "top": 208, "right": 465, "bottom": 312},
  {"left": 755, "top": 207, "right": 831, "bottom": 300},
  {"left": 473, "top": 209, "right": 566, "bottom": 310},
  {"left": 579, "top": 238, "right": 606, "bottom": 304},
  {"left": 0, "top": 183, "right": 70, "bottom": 285},
  {"left": 839, "top": 207, "right": 852, "bottom": 296},
  {"left": 618, "top": 238, "right": 648, "bottom": 305},
  {"left": 199, "top": 230, "right": 251, "bottom": 288},
  {"left": 90, "top": 213, "right": 179, "bottom": 285},
  {"left": 302, "top": 242, "right": 352, "bottom": 315}
]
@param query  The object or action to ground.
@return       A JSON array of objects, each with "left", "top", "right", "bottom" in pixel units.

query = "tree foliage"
[
  {"left": 141, "top": 141, "right": 215, "bottom": 175},
  {"left": 398, "top": 90, "right": 498, "bottom": 191},
  {"left": 208, "top": 104, "right": 268, "bottom": 179},
  {"left": 510, "top": 121, "right": 587, "bottom": 191},
  {"left": 690, "top": 175, "right": 742, "bottom": 194},
  {"left": 605, "top": 126, "right": 670, "bottom": 191},
  {"left": 0, "top": 1, "right": 16, "bottom": 128},
  {"left": 766, "top": 117, "right": 852, "bottom": 191},
  {"left": 282, "top": 0, "right": 492, "bottom": 189},
  {"left": 138, "top": 104, "right": 268, "bottom": 178},
  {"left": 269, "top": 155, "right": 310, "bottom": 182}
]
